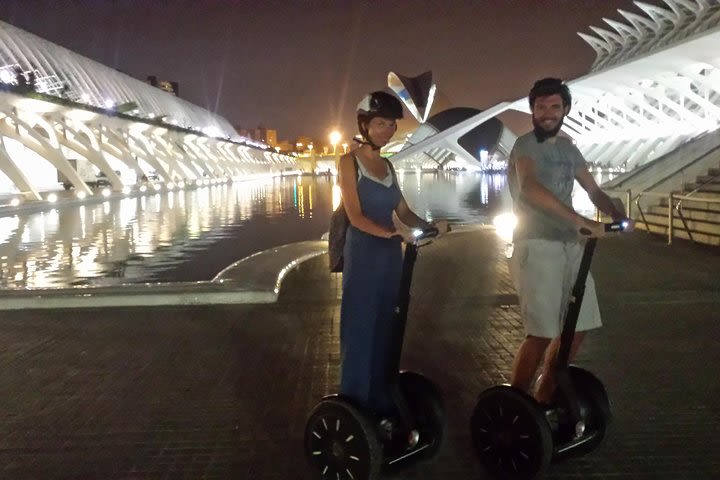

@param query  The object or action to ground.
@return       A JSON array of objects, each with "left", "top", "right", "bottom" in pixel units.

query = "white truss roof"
[
  {"left": 394, "top": 0, "right": 720, "bottom": 169},
  {"left": 0, "top": 20, "right": 239, "bottom": 140}
]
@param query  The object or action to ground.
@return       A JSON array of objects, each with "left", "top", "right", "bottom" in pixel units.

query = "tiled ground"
[{"left": 0, "top": 229, "right": 718, "bottom": 479}]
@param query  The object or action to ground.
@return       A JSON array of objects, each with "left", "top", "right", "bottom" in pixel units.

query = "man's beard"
[{"left": 532, "top": 115, "right": 564, "bottom": 143}]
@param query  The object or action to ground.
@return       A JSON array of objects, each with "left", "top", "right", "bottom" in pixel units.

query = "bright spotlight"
[
  {"left": 47, "top": 193, "right": 58, "bottom": 203},
  {"left": 10, "top": 198, "right": 20, "bottom": 207},
  {"left": 492, "top": 212, "right": 517, "bottom": 244},
  {"left": 101, "top": 188, "right": 111, "bottom": 197},
  {"left": 76, "top": 191, "right": 87, "bottom": 199}
]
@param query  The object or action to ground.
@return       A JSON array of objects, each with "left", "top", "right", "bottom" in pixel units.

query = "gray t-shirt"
[{"left": 508, "top": 132, "right": 585, "bottom": 242}]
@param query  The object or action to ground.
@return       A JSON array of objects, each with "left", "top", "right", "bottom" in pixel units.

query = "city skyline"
[{"left": 0, "top": 0, "right": 666, "bottom": 141}]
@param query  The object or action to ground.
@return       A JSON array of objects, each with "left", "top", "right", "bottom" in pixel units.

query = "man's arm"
[{"left": 574, "top": 163, "right": 625, "bottom": 220}]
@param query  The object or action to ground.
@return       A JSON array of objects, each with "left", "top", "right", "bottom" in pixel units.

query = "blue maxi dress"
[{"left": 340, "top": 159, "right": 403, "bottom": 415}]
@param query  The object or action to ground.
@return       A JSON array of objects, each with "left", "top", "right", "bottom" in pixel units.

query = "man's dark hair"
[{"left": 528, "top": 78, "right": 572, "bottom": 111}]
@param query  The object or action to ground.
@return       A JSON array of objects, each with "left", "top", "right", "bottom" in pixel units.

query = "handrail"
[
  {"left": 597, "top": 187, "right": 720, "bottom": 246},
  {"left": 681, "top": 173, "right": 720, "bottom": 198}
]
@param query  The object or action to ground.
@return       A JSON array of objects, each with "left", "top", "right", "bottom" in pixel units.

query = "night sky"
[{"left": 0, "top": 0, "right": 664, "bottom": 143}]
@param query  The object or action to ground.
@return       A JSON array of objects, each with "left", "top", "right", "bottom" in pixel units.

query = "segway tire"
[
  {"left": 562, "top": 366, "right": 611, "bottom": 456},
  {"left": 397, "top": 371, "right": 446, "bottom": 460},
  {"left": 304, "top": 398, "right": 382, "bottom": 480},
  {"left": 471, "top": 385, "right": 553, "bottom": 480}
]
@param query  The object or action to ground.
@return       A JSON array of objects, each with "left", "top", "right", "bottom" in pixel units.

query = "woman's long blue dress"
[{"left": 340, "top": 157, "right": 403, "bottom": 416}]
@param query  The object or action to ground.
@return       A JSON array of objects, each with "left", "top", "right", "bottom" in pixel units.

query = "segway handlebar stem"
[{"left": 407, "top": 226, "right": 439, "bottom": 244}]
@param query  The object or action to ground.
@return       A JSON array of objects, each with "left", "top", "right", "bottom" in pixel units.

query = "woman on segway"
[{"left": 337, "top": 90, "right": 447, "bottom": 419}]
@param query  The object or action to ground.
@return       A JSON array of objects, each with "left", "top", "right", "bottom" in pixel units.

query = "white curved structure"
[
  {"left": 394, "top": 0, "right": 720, "bottom": 170},
  {"left": 0, "top": 20, "right": 294, "bottom": 201}
]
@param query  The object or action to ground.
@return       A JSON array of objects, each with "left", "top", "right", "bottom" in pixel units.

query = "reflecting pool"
[{"left": 0, "top": 172, "right": 508, "bottom": 288}]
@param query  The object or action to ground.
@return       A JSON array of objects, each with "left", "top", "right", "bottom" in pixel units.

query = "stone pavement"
[{"left": 0, "top": 228, "right": 718, "bottom": 479}]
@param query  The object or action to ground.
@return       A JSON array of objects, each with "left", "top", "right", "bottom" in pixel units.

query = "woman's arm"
[
  {"left": 388, "top": 159, "right": 448, "bottom": 233},
  {"left": 395, "top": 197, "right": 433, "bottom": 229},
  {"left": 339, "top": 152, "right": 396, "bottom": 238}
]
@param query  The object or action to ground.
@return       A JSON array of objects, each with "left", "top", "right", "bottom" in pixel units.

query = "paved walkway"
[{"left": 0, "top": 228, "right": 718, "bottom": 479}]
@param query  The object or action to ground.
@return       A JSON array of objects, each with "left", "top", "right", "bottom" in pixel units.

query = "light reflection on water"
[{"left": 0, "top": 172, "right": 507, "bottom": 289}]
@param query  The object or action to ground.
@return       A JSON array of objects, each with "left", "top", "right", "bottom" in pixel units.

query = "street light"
[{"left": 329, "top": 130, "right": 341, "bottom": 155}]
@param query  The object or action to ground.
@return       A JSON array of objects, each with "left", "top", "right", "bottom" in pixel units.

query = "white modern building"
[
  {"left": 393, "top": 0, "right": 720, "bottom": 171},
  {"left": 0, "top": 20, "right": 294, "bottom": 203}
]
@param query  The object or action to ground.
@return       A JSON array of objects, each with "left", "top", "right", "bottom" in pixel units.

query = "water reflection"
[
  {"left": 398, "top": 170, "right": 508, "bottom": 224},
  {"left": 0, "top": 173, "right": 506, "bottom": 288}
]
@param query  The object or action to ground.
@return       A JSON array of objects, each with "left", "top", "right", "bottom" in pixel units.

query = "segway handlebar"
[
  {"left": 605, "top": 219, "right": 631, "bottom": 233},
  {"left": 580, "top": 219, "right": 631, "bottom": 237},
  {"left": 409, "top": 226, "right": 439, "bottom": 243}
]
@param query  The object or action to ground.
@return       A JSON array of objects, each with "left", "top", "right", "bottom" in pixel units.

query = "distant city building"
[
  {"left": 146, "top": 75, "right": 179, "bottom": 97},
  {"left": 254, "top": 126, "right": 277, "bottom": 148},
  {"left": 295, "top": 135, "right": 314, "bottom": 152},
  {"left": 274, "top": 140, "right": 294, "bottom": 153}
]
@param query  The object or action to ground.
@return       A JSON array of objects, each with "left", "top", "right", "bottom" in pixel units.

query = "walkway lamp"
[{"left": 329, "top": 130, "right": 341, "bottom": 155}]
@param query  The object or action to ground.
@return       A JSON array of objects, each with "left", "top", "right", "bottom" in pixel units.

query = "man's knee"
[{"left": 524, "top": 335, "right": 552, "bottom": 349}]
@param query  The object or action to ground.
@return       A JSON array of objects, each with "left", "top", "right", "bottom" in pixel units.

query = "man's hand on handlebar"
[
  {"left": 617, "top": 217, "right": 635, "bottom": 232},
  {"left": 577, "top": 216, "right": 634, "bottom": 238}
]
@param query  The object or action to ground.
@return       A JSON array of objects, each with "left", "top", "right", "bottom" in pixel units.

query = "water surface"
[{"left": 0, "top": 172, "right": 507, "bottom": 288}]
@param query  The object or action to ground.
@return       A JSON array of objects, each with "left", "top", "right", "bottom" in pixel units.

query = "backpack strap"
[{"left": 350, "top": 153, "right": 360, "bottom": 182}]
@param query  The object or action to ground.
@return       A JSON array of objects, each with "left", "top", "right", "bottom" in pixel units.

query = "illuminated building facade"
[
  {"left": 0, "top": 20, "right": 293, "bottom": 201},
  {"left": 395, "top": 0, "right": 720, "bottom": 171}
]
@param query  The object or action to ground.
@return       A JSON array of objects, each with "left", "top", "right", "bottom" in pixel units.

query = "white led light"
[{"left": 493, "top": 212, "right": 517, "bottom": 243}]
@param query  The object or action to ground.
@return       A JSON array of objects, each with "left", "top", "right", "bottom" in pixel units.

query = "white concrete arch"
[{"left": 0, "top": 109, "right": 92, "bottom": 196}]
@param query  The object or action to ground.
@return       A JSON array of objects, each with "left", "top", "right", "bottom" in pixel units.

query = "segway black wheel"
[
  {"left": 397, "top": 371, "right": 446, "bottom": 460},
  {"left": 471, "top": 385, "right": 553, "bottom": 480},
  {"left": 564, "top": 366, "right": 611, "bottom": 456},
  {"left": 304, "top": 398, "right": 382, "bottom": 480}
]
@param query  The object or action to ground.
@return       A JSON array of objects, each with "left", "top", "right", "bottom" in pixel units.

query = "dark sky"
[{"left": 0, "top": 0, "right": 664, "bottom": 142}]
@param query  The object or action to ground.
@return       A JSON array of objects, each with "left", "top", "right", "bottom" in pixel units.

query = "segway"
[
  {"left": 470, "top": 220, "right": 629, "bottom": 479},
  {"left": 304, "top": 226, "right": 445, "bottom": 480}
]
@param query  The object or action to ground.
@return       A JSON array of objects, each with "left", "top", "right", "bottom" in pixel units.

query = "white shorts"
[{"left": 510, "top": 239, "right": 602, "bottom": 338}]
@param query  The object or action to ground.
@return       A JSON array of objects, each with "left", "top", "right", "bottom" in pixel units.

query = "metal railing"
[{"left": 601, "top": 188, "right": 720, "bottom": 245}]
